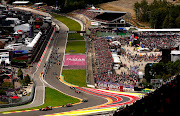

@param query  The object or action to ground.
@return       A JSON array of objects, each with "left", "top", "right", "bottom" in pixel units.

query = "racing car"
[
  {"left": 75, "top": 90, "right": 81, "bottom": 93},
  {"left": 82, "top": 99, "right": 88, "bottom": 102},
  {"left": 39, "top": 106, "right": 52, "bottom": 111},
  {"left": 66, "top": 103, "right": 73, "bottom": 107},
  {"left": 70, "top": 86, "right": 75, "bottom": 89}
]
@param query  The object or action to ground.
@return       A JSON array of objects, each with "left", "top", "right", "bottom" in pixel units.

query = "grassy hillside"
[{"left": 53, "top": 14, "right": 81, "bottom": 31}]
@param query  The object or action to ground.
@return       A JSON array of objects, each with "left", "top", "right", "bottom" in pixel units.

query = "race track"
[{"left": 0, "top": 8, "right": 143, "bottom": 116}]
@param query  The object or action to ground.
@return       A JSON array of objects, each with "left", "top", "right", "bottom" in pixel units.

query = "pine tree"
[{"left": 17, "top": 68, "right": 23, "bottom": 80}]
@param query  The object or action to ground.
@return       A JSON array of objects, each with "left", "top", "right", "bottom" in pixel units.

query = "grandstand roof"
[
  {"left": 171, "top": 50, "right": 180, "bottom": 55},
  {"left": 13, "top": 1, "right": 29, "bottom": 4},
  {"left": 95, "top": 12, "right": 126, "bottom": 21},
  {"left": 34, "top": 2, "right": 43, "bottom": 5},
  {"left": 138, "top": 29, "right": 180, "bottom": 32},
  {"left": 88, "top": 10, "right": 127, "bottom": 14}
]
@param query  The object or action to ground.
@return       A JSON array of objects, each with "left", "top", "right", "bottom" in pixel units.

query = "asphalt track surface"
[{"left": 0, "top": 8, "right": 140, "bottom": 116}]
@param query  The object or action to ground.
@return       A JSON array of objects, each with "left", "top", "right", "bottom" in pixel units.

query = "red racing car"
[
  {"left": 66, "top": 103, "right": 73, "bottom": 107},
  {"left": 39, "top": 106, "right": 52, "bottom": 111},
  {"left": 75, "top": 90, "right": 81, "bottom": 93}
]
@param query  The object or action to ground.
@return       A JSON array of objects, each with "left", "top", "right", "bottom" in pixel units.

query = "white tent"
[
  {"left": 171, "top": 50, "right": 180, "bottom": 55},
  {"left": 34, "top": 2, "right": 43, "bottom": 6},
  {"left": 91, "top": 5, "right": 96, "bottom": 9},
  {"left": 137, "top": 48, "right": 150, "bottom": 52},
  {"left": 14, "top": 23, "right": 30, "bottom": 32},
  {"left": 138, "top": 29, "right": 180, "bottom": 32},
  {"left": 138, "top": 71, "right": 143, "bottom": 78},
  {"left": 13, "top": 1, "right": 29, "bottom": 5},
  {"left": 111, "top": 41, "right": 121, "bottom": 46},
  {"left": 6, "top": 18, "right": 21, "bottom": 25},
  {"left": 113, "top": 56, "right": 121, "bottom": 63},
  {"left": 27, "top": 32, "right": 42, "bottom": 48},
  {"left": 112, "top": 52, "right": 121, "bottom": 63}
]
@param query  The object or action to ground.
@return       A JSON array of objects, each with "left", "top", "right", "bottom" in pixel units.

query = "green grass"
[
  {"left": 1, "top": 87, "right": 80, "bottom": 112},
  {"left": 62, "top": 70, "right": 87, "bottom": 87},
  {"left": 0, "top": 101, "right": 8, "bottom": 104},
  {"left": 53, "top": 14, "right": 81, "bottom": 31},
  {"left": 66, "top": 41, "right": 86, "bottom": 53},
  {"left": 41, "top": 87, "right": 80, "bottom": 107},
  {"left": 68, "top": 33, "right": 84, "bottom": 40},
  {"left": 52, "top": 14, "right": 84, "bottom": 40}
]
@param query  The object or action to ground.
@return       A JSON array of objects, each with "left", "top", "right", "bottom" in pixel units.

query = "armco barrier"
[{"left": 0, "top": 79, "right": 36, "bottom": 108}]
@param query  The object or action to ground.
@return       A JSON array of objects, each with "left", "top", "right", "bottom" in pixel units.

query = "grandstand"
[
  {"left": 12, "top": 1, "right": 30, "bottom": 6},
  {"left": 73, "top": 7, "right": 128, "bottom": 28}
]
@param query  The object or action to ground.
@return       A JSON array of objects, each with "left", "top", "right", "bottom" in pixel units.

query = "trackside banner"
[
  {"left": 95, "top": 82, "right": 123, "bottom": 92},
  {"left": 95, "top": 82, "right": 134, "bottom": 92},
  {"left": 64, "top": 55, "right": 86, "bottom": 66}
]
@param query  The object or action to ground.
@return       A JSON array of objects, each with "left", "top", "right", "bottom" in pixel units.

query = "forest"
[
  {"left": 134, "top": 0, "right": 180, "bottom": 28},
  {"left": 145, "top": 60, "right": 180, "bottom": 82}
]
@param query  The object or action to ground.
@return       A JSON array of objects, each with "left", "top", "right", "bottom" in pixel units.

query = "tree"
[
  {"left": 140, "top": 0, "right": 149, "bottom": 22},
  {"left": 145, "top": 60, "right": 180, "bottom": 82},
  {"left": 150, "top": 8, "right": 167, "bottom": 28},
  {"left": 24, "top": 74, "right": 31, "bottom": 84},
  {"left": 168, "top": 15, "right": 175, "bottom": 28},
  {"left": 2, "top": 82, "right": 13, "bottom": 88},
  {"left": 134, "top": 0, "right": 179, "bottom": 28},
  {"left": 17, "top": 67, "right": 23, "bottom": 80},
  {"left": 175, "top": 16, "right": 180, "bottom": 28},
  {"left": 162, "top": 15, "right": 169, "bottom": 28},
  {"left": 134, "top": 2, "right": 141, "bottom": 20},
  {"left": 0, "top": 41, "right": 5, "bottom": 49},
  {"left": 0, "top": 89, "right": 6, "bottom": 95}
]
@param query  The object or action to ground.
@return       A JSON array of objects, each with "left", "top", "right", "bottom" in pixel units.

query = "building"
[
  {"left": 171, "top": 50, "right": 180, "bottom": 62},
  {"left": 90, "top": 10, "right": 127, "bottom": 28},
  {"left": 12, "top": 1, "right": 30, "bottom": 6}
]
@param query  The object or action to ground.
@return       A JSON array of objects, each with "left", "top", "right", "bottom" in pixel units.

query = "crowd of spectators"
[
  {"left": 73, "top": 9, "right": 101, "bottom": 20},
  {"left": 90, "top": 28, "right": 179, "bottom": 89},
  {"left": 95, "top": 73, "right": 138, "bottom": 85},
  {"left": 94, "top": 37, "right": 113, "bottom": 74},
  {"left": 28, "top": 5, "right": 57, "bottom": 12},
  {"left": 138, "top": 32, "right": 180, "bottom": 37},
  {"left": 113, "top": 74, "right": 180, "bottom": 115},
  {"left": 89, "top": 28, "right": 112, "bottom": 39},
  {"left": 93, "top": 37, "right": 138, "bottom": 84},
  {"left": 110, "top": 34, "right": 179, "bottom": 50},
  {"left": 120, "top": 48, "right": 161, "bottom": 62},
  {"left": 110, "top": 37, "right": 129, "bottom": 46},
  {"left": 138, "top": 36, "right": 178, "bottom": 50}
]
